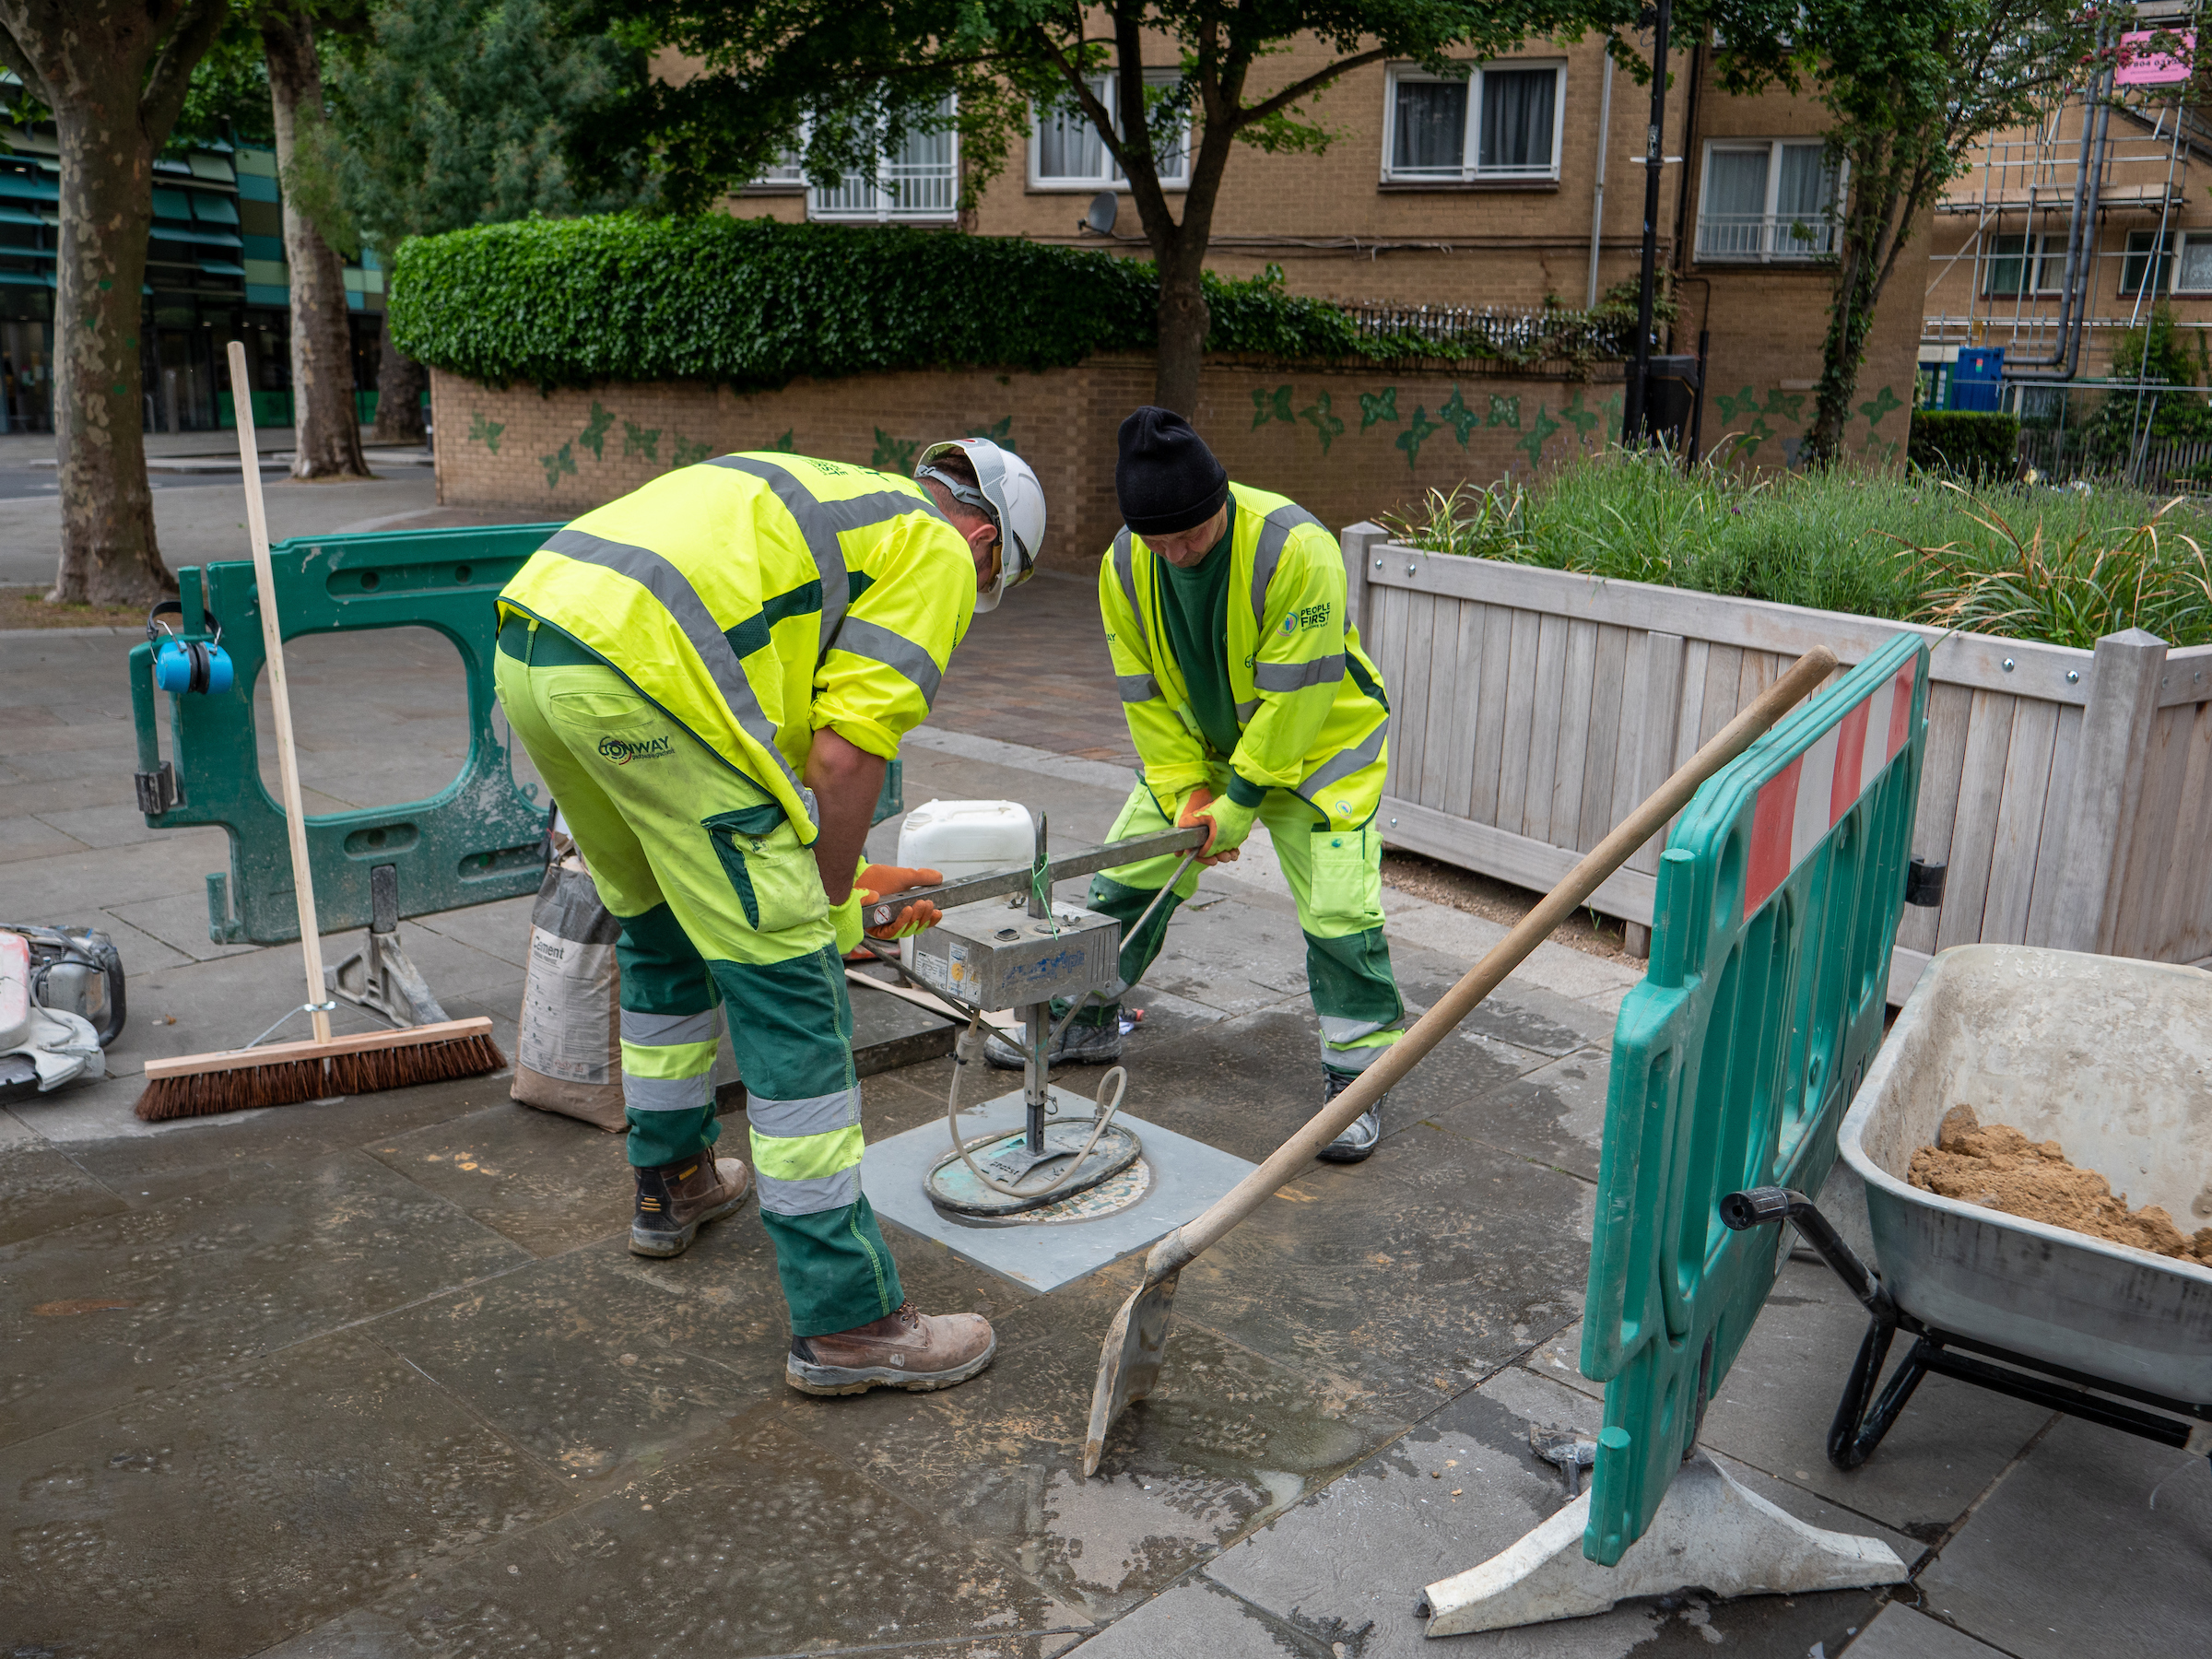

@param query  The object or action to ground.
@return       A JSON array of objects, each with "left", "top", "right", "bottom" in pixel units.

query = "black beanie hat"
[{"left": 1116, "top": 406, "right": 1230, "bottom": 536}]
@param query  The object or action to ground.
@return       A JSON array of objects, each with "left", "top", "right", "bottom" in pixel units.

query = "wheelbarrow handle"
[{"left": 1719, "top": 1185, "right": 1893, "bottom": 1322}]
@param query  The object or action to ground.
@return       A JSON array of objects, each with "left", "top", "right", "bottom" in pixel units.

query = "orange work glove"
[
  {"left": 855, "top": 863, "right": 945, "bottom": 940},
  {"left": 1175, "top": 786, "right": 1250, "bottom": 865}
]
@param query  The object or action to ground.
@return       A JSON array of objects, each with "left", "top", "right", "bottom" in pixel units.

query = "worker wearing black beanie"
[
  {"left": 1115, "top": 406, "right": 1230, "bottom": 535},
  {"left": 984, "top": 403, "right": 1406, "bottom": 1169}
]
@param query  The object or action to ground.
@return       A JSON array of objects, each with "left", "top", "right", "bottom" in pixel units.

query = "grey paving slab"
[
  {"left": 1913, "top": 1416, "right": 2212, "bottom": 1659},
  {"left": 0, "top": 1326, "right": 568, "bottom": 1659},
  {"left": 775, "top": 1265, "right": 1399, "bottom": 1623},
  {"left": 1204, "top": 1379, "right": 1888, "bottom": 1659},
  {"left": 14, "top": 822, "right": 241, "bottom": 914},
  {"left": 363, "top": 1098, "right": 633, "bottom": 1258},
  {"left": 1520, "top": 1318, "right": 1604, "bottom": 1401},
  {"left": 78, "top": 908, "right": 194, "bottom": 975},
  {"left": 1842, "top": 1605, "right": 2011, "bottom": 1659},
  {"left": 1394, "top": 953, "right": 1618, "bottom": 1058},
  {"left": 865, "top": 1090, "right": 1258, "bottom": 1294},
  {"left": 261, "top": 1407, "right": 1091, "bottom": 1658},
  {"left": 1067, "top": 1577, "right": 1333, "bottom": 1656},
  {"left": 0, "top": 1110, "right": 125, "bottom": 1246},
  {"left": 30, "top": 798, "right": 163, "bottom": 850},
  {"left": 0, "top": 1144, "right": 528, "bottom": 1447},
  {"left": 1426, "top": 1045, "right": 1612, "bottom": 1182},
  {"left": 0, "top": 734, "right": 140, "bottom": 785},
  {"left": 100, "top": 888, "right": 264, "bottom": 962},
  {"left": 1695, "top": 1259, "right": 2056, "bottom": 1539},
  {"left": 0, "top": 767, "right": 155, "bottom": 820},
  {"left": 1165, "top": 1120, "right": 1592, "bottom": 1418},
  {"left": 408, "top": 890, "right": 541, "bottom": 971},
  {"left": 0, "top": 810, "right": 85, "bottom": 862}
]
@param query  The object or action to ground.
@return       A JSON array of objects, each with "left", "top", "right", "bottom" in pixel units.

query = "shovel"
[{"left": 1082, "top": 643, "right": 1841, "bottom": 1477}]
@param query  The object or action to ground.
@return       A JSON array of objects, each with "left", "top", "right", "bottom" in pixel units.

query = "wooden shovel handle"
[{"left": 1141, "top": 642, "right": 1840, "bottom": 1284}]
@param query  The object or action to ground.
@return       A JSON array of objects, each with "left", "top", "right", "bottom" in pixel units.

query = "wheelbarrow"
[{"left": 1720, "top": 944, "right": 2212, "bottom": 1471}]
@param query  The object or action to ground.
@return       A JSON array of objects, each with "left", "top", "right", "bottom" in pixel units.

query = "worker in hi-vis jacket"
[
  {"left": 985, "top": 406, "right": 1402, "bottom": 1164},
  {"left": 496, "top": 440, "right": 1044, "bottom": 1394}
]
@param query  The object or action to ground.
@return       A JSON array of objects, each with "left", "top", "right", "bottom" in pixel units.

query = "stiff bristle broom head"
[{"left": 136, "top": 1018, "right": 506, "bottom": 1122}]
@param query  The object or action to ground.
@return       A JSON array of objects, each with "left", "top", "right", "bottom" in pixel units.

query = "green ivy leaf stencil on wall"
[
  {"left": 1714, "top": 385, "right": 1765, "bottom": 427},
  {"left": 870, "top": 429, "right": 917, "bottom": 471},
  {"left": 1602, "top": 393, "right": 1624, "bottom": 438},
  {"left": 578, "top": 402, "right": 616, "bottom": 461},
  {"left": 1252, "top": 385, "right": 1295, "bottom": 429},
  {"left": 673, "top": 434, "right": 712, "bottom": 467},
  {"left": 1299, "top": 392, "right": 1345, "bottom": 455},
  {"left": 1486, "top": 394, "right": 1521, "bottom": 429},
  {"left": 540, "top": 442, "right": 577, "bottom": 488},
  {"left": 1764, "top": 391, "right": 1806, "bottom": 426},
  {"left": 766, "top": 429, "right": 796, "bottom": 453},
  {"left": 1560, "top": 391, "right": 1601, "bottom": 441},
  {"left": 1359, "top": 388, "right": 1399, "bottom": 430},
  {"left": 1514, "top": 405, "right": 1562, "bottom": 468},
  {"left": 1394, "top": 405, "right": 1441, "bottom": 471},
  {"left": 966, "top": 415, "right": 1016, "bottom": 451},
  {"left": 1859, "top": 386, "right": 1904, "bottom": 429},
  {"left": 468, "top": 412, "right": 504, "bottom": 454},
  {"left": 1438, "top": 384, "right": 1479, "bottom": 447},
  {"left": 622, "top": 420, "right": 661, "bottom": 463}
]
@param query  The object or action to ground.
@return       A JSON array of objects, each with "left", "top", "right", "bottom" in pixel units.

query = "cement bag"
[{"left": 512, "top": 845, "right": 626, "bottom": 1131}]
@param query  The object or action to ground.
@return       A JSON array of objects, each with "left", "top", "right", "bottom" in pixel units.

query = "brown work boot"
[
  {"left": 786, "top": 1301, "right": 997, "bottom": 1395},
  {"left": 629, "top": 1151, "right": 751, "bottom": 1257}
]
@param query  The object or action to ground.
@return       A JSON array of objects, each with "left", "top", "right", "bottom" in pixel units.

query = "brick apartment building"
[{"left": 707, "top": 31, "right": 1926, "bottom": 465}]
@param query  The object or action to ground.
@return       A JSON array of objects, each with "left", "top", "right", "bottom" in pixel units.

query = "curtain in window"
[
  {"left": 1038, "top": 78, "right": 1111, "bottom": 181},
  {"left": 1699, "top": 148, "right": 1769, "bottom": 256},
  {"left": 1775, "top": 144, "right": 1834, "bottom": 218},
  {"left": 1394, "top": 79, "right": 1467, "bottom": 172},
  {"left": 1478, "top": 68, "right": 1555, "bottom": 172},
  {"left": 1983, "top": 234, "right": 2034, "bottom": 298},
  {"left": 2121, "top": 229, "right": 2174, "bottom": 297},
  {"left": 2179, "top": 236, "right": 2212, "bottom": 293}
]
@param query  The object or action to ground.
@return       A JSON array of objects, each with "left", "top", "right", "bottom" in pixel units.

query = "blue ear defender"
[{"left": 148, "top": 600, "right": 233, "bottom": 696}]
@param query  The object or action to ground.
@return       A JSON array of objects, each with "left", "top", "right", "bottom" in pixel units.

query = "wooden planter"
[{"left": 1340, "top": 524, "right": 2212, "bottom": 1001}]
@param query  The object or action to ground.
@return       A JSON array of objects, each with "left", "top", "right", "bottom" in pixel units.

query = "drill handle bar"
[{"left": 861, "top": 827, "right": 1206, "bottom": 930}]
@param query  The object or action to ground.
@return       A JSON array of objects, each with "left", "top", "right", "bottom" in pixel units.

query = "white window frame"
[
  {"left": 806, "top": 96, "right": 960, "bottom": 223},
  {"left": 750, "top": 147, "right": 806, "bottom": 190},
  {"left": 1380, "top": 59, "right": 1567, "bottom": 184},
  {"left": 1983, "top": 231, "right": 2065, "bottom": 298},
  {"left": 1694, "top": 138, "right": 1842, "bottom": 263},
  {"left": 1028, "top": 70, "right": 1191, "bottom": 191},
  {"left": 2174, "top": 229, "right": 2212, "bottom": 294}
]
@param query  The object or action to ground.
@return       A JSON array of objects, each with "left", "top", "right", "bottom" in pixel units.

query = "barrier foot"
[{"left": 1418, "top": 1452, "right": 1908, "bottom": 1636}]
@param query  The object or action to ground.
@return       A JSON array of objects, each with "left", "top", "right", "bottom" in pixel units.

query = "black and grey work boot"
[
  {"left": 982, "top": 1007, "right": 1124, "bottom": 1070},
  {"left": 1316, "top": 1069, "right": 1383, "bottom": 1164},
  {"left": 629, "top": 1152, "right": 752, "bottom": 1257}
]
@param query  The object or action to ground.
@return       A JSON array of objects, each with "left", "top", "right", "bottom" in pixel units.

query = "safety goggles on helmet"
[{"left": 914, "top": 438, "right": 1047, "bottom": 613}]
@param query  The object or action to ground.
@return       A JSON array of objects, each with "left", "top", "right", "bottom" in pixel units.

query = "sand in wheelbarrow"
[{"left": 1911, "top": 1104, "right": 2212, "bottom": 1267}]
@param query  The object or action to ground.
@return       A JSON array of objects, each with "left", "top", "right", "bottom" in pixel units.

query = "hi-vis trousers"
[
  {"left": 1086, "top": 778, "right": 1406, "bottom": 1077},
  {"left": 496, "top": 619, "right": 900, "bottom": 1336}
]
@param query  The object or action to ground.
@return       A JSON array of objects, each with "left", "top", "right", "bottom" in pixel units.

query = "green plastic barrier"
[
  {"left": 128, "top": 524, "right": 911, "bottom": 947},
  {"left": 1579, "top": 633, "right": 1930, "bottom": 1565}
]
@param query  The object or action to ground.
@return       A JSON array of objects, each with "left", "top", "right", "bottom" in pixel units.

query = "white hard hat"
[{"left": 915, "top": 438, "right": 1046, "bottom": 612}]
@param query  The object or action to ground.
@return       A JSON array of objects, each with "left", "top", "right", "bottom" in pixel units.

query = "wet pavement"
[{"left": 6, "top": 559, "right": 2209, "bottom": 1656}]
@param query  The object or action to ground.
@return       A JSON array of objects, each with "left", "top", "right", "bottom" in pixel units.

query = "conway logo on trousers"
[{"left": 598, "top": 735, "right": 673, "bottom": 765}]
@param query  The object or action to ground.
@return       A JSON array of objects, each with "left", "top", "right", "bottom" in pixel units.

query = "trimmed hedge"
[
  {"left": 388, "top": 215, "right": 1370, "bottom": 390},
  {"left": 1908, "top": 409, "right": 2020, "bottom": 484}
]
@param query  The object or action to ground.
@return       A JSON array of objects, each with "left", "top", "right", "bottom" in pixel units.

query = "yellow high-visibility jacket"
[
  {"left": 1102, "top": 481, "right": 1391, "bottom": 829},
  {"left": 499, "top": 453, "right": 974, "bottom": 842}
]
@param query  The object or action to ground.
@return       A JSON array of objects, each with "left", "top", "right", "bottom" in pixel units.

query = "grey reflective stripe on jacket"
[
  {"left": 1112, "top": 526, "right": 1138, "bottom": 612},
  {"left": 1298, "top": 718, "right": 1389, "bottom": 806},
  {"left": 1118, "top": 673, "right": 1162, "bottom": 704},
  {"left": 540, "top": 526, "right": 814, "bottom": 815},
  {"left": 1248, "top": 503, "right": 1325, "bottom": 630},
  {"left": 834, "top": 617, "right": 943, "bottom": 705},
  {"left": 1253, "top": 654, "right": 1346, "bottom": 693},
  {"left": 618, "top": 1008, "right": 720, "bottom": 1047},
  {"left": 710, "top": 455, "right": 948, "bottom": 661}
]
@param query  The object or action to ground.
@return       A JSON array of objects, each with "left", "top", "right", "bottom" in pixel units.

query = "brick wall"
[{"left": 431, "top": 355, "right": 1676, "bottom": 566}]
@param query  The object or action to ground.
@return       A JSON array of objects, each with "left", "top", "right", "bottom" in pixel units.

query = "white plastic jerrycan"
[{"left": 893, "top": 799, "right": 1035, "bottom": 969}]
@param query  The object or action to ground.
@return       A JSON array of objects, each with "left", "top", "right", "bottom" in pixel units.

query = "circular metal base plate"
[{"left": 924, "top": 1121, "right": 1144, "bottom": 1219}]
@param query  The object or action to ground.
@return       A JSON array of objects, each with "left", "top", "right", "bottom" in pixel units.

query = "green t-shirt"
[{"left": 1153, "top": 500, "right": 1240, "bottom": 759}]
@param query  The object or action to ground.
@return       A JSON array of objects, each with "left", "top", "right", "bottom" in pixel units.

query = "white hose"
[{"left": 943, "top": 1009, "right": 1128, "bottom": 1202}]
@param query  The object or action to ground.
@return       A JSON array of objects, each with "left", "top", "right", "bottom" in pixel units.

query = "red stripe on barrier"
[
  {"left": 1886, "top": 667, "right": 1913, "bottom": 760},
  {"left": 1830, "top": 700, "right": 1869, "bottom": 829},
  {"left": 1744, "top": 756, "right": 1803, "bottom": 919}
]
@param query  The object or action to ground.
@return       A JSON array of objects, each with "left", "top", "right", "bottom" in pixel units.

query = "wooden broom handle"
[
  {"left": 1141, "top": 642, "right": 1841, "bottom": 1283},
  {"left": 228, "top": 341, "right": 331, "bottom": 1045}
]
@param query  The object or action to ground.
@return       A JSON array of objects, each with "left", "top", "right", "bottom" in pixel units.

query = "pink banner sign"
[{"left": 2117, "top": 29, "right": 2194, "bottom": 87}]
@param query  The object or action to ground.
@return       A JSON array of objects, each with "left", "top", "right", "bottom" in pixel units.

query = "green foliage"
[
  {"left": 169, "top": 18, "right": 274, "bottom": 150},
  {"left": 1907, "top": 410, "right": 2020, "bottom": 484},
  {"left": 326, "top": 0, "right": 649, "bottom": 253},
  {"left": 1384, "top": 450, "right": 2212, "bottom": 649},
  {"left": 2087, "top": 307, "right": 2212, "bottom": 457},
  {"left": 389, "top": 217, "right": 1529, "bottom": 389}
]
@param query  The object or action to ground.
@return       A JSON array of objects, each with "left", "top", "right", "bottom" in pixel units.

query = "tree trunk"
[
  {"left": 49, "top": 89, "right": 170, "bottom": 604},
  {"left": 1153, "top": 248, "right": 1209, "bottom": 416},
  {"left": 1807, "top": 208, "right": 1887, "bottom": 465},
  {"left": 263, "top": 8, "right": 369, "bottom": 481},
  {"left": 368, "top": 311, "right": 427, "bottom": 445}
]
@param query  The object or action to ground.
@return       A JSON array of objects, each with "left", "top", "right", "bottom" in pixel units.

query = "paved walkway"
[{"left": 1, "top": 509, "right": 2206, "bottom": 1656}]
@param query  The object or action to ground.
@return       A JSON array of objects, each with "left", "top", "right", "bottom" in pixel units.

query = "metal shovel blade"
[{"left": 1082, "top": 1269, "right": 1181, "bottom": 1476}]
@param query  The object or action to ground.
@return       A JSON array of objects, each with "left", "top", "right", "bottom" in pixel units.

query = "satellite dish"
[{"left": 1081, "top": 191, "right": 1118, "bottom": 237}]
